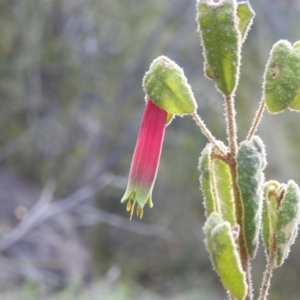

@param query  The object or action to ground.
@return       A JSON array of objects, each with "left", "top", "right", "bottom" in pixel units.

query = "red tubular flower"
[
  {"left": 121, "top": 99, "right": 167, "bottom": 219},
  {"left": 121, "top": 56, "right": 197, "bottom": 219}
]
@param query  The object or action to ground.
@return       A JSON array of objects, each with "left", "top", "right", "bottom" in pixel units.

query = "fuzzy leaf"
[
  {"left": 197, "top": 0, "right": 241, "bottom": 95},
  {"left": 204, "top": 213, "right": 247, "bottom": 300},
  {"left": 264, "top": 40, "right": 300, "bottom": 113},
  {"left": 237, "top": 1, "right": 255, "bottom": 43},
  {"left": 212, "top": 151, "right": 236, "bottom": 226},
  {"left": 199, "top": 143, "right": 235, "bottom": 225},
  {"left": 276, "top": 180, "right": 300, "bottom": 267},
  {"left": 199, "top": 144, "right": 217, "bottom": 217},
  {"left": 236, "top": 136, "right": 266, "bottom": 258},
  {"left": 262, "top": 181, "right": 281, "bottom": 256},
  {"left": 288, "top": 43, "right": 300, "bottom": 110},
  {"left": 143, "top": 56, "right": 197, "bottom": 115}
]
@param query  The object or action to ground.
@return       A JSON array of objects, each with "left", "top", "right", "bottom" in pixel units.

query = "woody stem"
[
  {"left": 225, "top": 94, "right": 252, "bottom": 300},
  {"left": 247, "top": 99, "right": 266, "bottom": 141},
  {"left": 192, "top": 112, "right": 226, "bottom": 156}
]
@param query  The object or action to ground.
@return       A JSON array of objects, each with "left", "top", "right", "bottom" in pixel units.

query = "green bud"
[
  {"left": 262, "top": 180, "right": 281, "bottom": 256},
  {"left": 263, "top": 40, "right": 300, "bottom": 113},
  {"left": 204, "top": 212, "right": 247, "bottom": 300},
  {"left": 276, "top": 180, "right": 300, "bottom": 267},
  {"left": 143, "top": 56, "right": 197, "bottom": 118},
  {"left": 197, "top": 0, "right": 241, "bottom": 96},
  {"left": 199, "top": 143, "right": 235, "bottom": 226},
  {"left": 236, "top": 136, "right": 266, "bottom": 258},
  {"left": 237, "top": 1, "right": 255, "bottom": 43},
  {"left": 262, "top": 180, "right": 300, "bottom": 268}
]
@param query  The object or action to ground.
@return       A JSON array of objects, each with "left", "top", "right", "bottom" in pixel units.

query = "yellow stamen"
[
  {"left": 130, "top": 200, "right": 136, "bottom": 220},
  {"left": 136, "top": 206, "right": 144, "bottom": 219},
  {"left": 126, "top": 200, "right": 132, "bottom": 212},
  {"left": 139, "top": 207, "right": 144, "bottom": 219}
]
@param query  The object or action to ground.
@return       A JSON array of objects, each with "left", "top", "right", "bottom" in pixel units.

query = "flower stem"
[
  {"left": 228, "top": 162, "right": 252, "bottom": 300},
  {"left": 192, "top": 112, "right": 226, "bottom": 156},
  {"left": 224, "top": 94, "right": 252, "bottom": 300},
  {"left": 224, "top": 95, "right": 238, "bottom": 156},
  {"left": 258, "top": 234, "right": 277, "bottom": 300},
  {"left": 246, "top": 99, "right": 265, "bottom": 141}
]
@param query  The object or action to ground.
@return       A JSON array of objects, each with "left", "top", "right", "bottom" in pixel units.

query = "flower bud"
[{"left": 262, "top": 180, "right": 281, "bottom": 256}]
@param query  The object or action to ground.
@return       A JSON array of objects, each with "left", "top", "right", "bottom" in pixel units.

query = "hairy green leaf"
[
  {"left": 204, "top": 213, "right": 247, "bottom": 300},
  {"left": 212, "top": 152, "right": 235, "bottom": 226},
  {"left": 199, "top": 143, "right": 235, "bottom": 225},
  {"left": 199, "top": 144, "right": 217, "bottom": 217},
  {"left": 237, "top": 1, "right": 255, "bottom": 43},
  {"left": 262, "top": 181, "right": 281, "bottom": 256},
  {"left": 236, "top": 136, "right": 266, "bottom": 258},
  {"left": 276, "top": 180, "right": 300, "bottom": 267},
  {"left": 197, "top": 0, "right": 241, "bottom": 95},
  {"left": 264, "top": 40, "right": 300, "bottom": 113}
]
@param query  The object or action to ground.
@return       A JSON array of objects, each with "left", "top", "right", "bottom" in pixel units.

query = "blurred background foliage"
[{"left": 0, "top": 0, "right": 300, "bottom": 299}]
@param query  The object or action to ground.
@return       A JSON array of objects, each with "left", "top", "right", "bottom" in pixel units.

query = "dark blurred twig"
[
  {"left": 0, "top": 173, "right": 175, "bottom": 252},
  {"left": 0, "top": 181, "right": 56, "bottom": 252}
]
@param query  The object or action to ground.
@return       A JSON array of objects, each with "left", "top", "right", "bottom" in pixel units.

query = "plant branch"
[
  {"left": 246, "top": 99, "right": 266, "bottom": 141},
  {"left": 224, "top": 95, "right": 238, "bottom": 156},
  {"left": 228, "top": 163, "right": 252, "bottom": 300},
  {"left": 0, "top": 173, "right": 176, "bottom": 253},
  {"left": 224, "top": 94, "right": 252, "bottom": 300},
  {"left": 211, "top": 152, "right": 231, "bottom": 164},
  {"left": 0, "top": 182, "right": 56, "bottom": 252},
  {"left": 258, "top": 234, "right": 277, "bottom": 300},
  {"left": 192, "top": 112, "right": 226, "bottom": 156}
]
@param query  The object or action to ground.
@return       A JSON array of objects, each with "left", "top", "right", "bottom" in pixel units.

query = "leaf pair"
[
  {"left": 199, "top": 142, "right": 235, "bottom": 226},
  {"left": 197, "top": 0, "right": 254, "bottom": 96},
  {"left": 200, "top": 136, "right": 267, "bottom": 258},
  {"left": 200, "top": 136, "right": 266, "bottom": 298},
  {"left": 263, "top": 180, "right": 300, "bottom": 267},
  {"left": 204, "top": 212, "right": 247, "bottom": 300}
]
